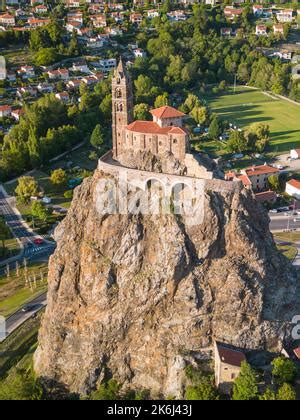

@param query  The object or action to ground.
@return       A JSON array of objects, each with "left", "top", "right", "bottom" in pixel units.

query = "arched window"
[
  {"left": 117, "top": 103, "right": 123, "bottom": 112},
  {"left": 116, "top": 89, "right": 122, "bottom": 98}
]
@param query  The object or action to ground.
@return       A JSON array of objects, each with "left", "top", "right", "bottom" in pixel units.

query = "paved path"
[{"left": 0, "top": 292, "right": 47, "bottom": 342}]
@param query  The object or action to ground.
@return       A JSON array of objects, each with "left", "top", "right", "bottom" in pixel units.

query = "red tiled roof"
[
  {"left": 216, "top": 343, "right": 246, "bottom": 367},
  {"left": 0, "top": 105, "right": 12, "bottom": 111},
  {"left": 237, "top": 174, "right": 251, "bottom": 187},
  {"left": 150, "top": 106, "right": 185, "bottom": 119},
  {"left": 245, "top": 165, "right": 279, "bottom": 177},
  {"left": 293, "top": 347, "right": 300, "bottom": 360},
  {"left": 126, "top": 121, "right": 186, "bottom": 136},
  {"left": 225, "top": 171, "right": 236, "bottom": 181},
  {"left": 287, "top": 179, "right": 300, "bottom": 190},
  {"left": 255, "top": 190, "right": 277, "bottom": 202}
]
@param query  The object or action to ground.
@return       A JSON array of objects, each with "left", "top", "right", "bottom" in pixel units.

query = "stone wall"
[{"left": 98, "top": 151, "right": 242, "bottom": 196}]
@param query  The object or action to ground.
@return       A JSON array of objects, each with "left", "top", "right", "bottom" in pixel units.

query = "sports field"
[{"left": 205, "top": 87, "right": 300, "bottom": 156}]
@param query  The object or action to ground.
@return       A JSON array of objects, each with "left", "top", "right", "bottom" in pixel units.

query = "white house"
[
  {"left": 0, "top": 13, "right": 15, "bottom": 26},
  {"left": 47, "top": 68, "right": 69, "bottom": 80},
  {"left": 256, "top": 25, "right": 267, "bottom": 36},
  {"left": 99, "top": 58, "right": 116, "bottom": 73},
  {"left": 290, "top": 149, "right": 300, "bottom": 159},
  {"left": 147, "top": 9, "right": 159, "bottom": 19},
  {"left": 55, "top": 92, "right": 70, "bottom": 103},
  {"left": 72, "top": 61, "right": 90, "bottom": 73},
  {"left": 276, "top": 9, "right": 294, "bottom": 23},
  {"left": 286, "top": 179, "right": 300, "bottom": 199},
  {"left": 253, "top": 5, "right": 263, "bottom": 16},
  {"left": 133, "top": 48, "right": 147, "bottom": 58},
  {"left": 35, "top": 5, "right": 48, "bottom": 14},
  {"left": 37, "top": 83, "right": 54, "bottom": 93},
  {"left": 17, "top": 65, "right": 35, "bottom": 78}
]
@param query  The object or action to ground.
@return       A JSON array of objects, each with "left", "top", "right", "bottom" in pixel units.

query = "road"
[
  {"left": 276, "top": 154, "right": 300, "bottom": 172},
  {"left": 0, "top": 190, "right": 56, "bottom": 271},
  {"left": 269, "top": 213, "right": 300, "bottom": 266},
  {"left": 269, "top": 213, "right": 300, "bottom": 231},
  {"left": 0, "top": 292, "right": 47, "bottom": 342}
]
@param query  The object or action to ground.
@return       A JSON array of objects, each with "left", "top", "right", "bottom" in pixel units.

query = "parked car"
[{"left": 34, "top": 238, "right": 44, "bottom": 245}]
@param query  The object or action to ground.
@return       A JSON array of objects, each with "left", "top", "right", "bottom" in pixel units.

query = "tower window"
[{"left": 173, "top": 139, "right": 177, "bottom": 144}]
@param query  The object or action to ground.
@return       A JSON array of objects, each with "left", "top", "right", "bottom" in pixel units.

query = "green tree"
[
  {"left": 15, "top": 176, "right": 39, "bottom": 204},
  {"left": 232, "top": 361, "right": 258, "bottom": 401},
  {"left": 35, "top": 48, "right": 58, "bottom": 66},
  {"left": 276, "top": 383, "right": 297, "bottom": 401},
  {"left": 154, "top": 93, "right": 169, "bottom": 109},
  {"left": 190, "top": 106, "right": 209, "bottom": 126},
  {"left": 90, "top": 124, "right": 104, "bottom": 149},
  {"left": 90, "top": 380, "right": 121, "bottom": 400},
  {"left": 185, "top": 378, "right": 218, "bottom": 401},
  {"left": 0, "top": 217, "right": 10, "bottom": 256},
  {"left": 208, "top": 116, "right": 222, "bottom": 139},
  {"left": 244, "top": 123, "right": 270, "bottom": 152},
  {"left": 268, "top": 175, "right": 281, "bottom": 192},
  {"left": 50, "top": 168, "right": 68, "bottom": 187},
  {"left": 227, "top": 131, "right": 248, "bottom": 154},
  {"left": 271, "top": 357, "right": 297, "bottom": 386},
  {"left": 99, "top": 94, "right": 112, "bottom": 122},
  {"left": 134, "top": 75, "right": 152, "bottom": 103},
  {"left": 259, "top": 387, "right": 277, "bottom": 401},
  {"left": 31, "top": 201, "right": 49, "bottom": 222},
  {"left": 64, "top": 190, "right": 73, "bottom": 199},
  {"left": 184, "top": 94, "right": 201, "bottom": 113},
  {"left": 0, "top": 369, "right": 43, "bottom": 401},
  {"left": 134, "top": 103, "right": 150, "bottom": 120}
]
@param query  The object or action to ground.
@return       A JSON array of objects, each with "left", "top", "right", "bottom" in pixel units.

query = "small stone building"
[{"left": 214, "top": 341, "right": 246, "bottom": 395}]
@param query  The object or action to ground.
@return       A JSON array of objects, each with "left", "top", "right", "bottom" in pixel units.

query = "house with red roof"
[
  {"left": 11, "top": 108, "right": 25, "bottom": 121},
  {"left": 286, "top": 179, "right": 300, "bottom": 199},
  {"left": 0, "top": 105, "right": 12, "bottom": 118},
  {"left": 255, "top": 190, "right": 277, "bottom": 204},
  {"left": 240, "top": 164, "right": 279, "bottom": 191},
  {"left": 215, "top": 342, "right": 246, "bottom": 395},
  {"left": 224, "top": 6, "right": 243, "bottom": 20},
  {"left": 55, "top": 92, "right": 70, "bottom": 103},
  {"left": 35, "top": 5, "right": 48, "bottom": 14},
  {"left": 290, "top": 149, "right": 300, "bottom": 160},
  {"left": 256, "top": 25, "right": 267, "bottom": 36},
  {"left": 0, "top": 13, "right": 15, "bottom": 26}
]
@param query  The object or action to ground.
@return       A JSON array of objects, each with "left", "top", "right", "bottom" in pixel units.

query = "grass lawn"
[
  {"left": 276, "top": 244, "right": 298, "bottom": 261},
  {"left": 274, "top": 231, "right": 300, "bottom": 243},
  {"left": 47, "top": 143, "right": 98, "bottom": 172},
  {"left": 203, "top": 87, "right": 300, "bottom": 157},
  {"left": 2, "top": 46, "right": 35, "bottom": 68},
  {"left": 0, "top": 311, "right": 42, "bottom": 379},
  {"left": 0, "top": 262, "right": 48, "bottom": 318},
  {"left": 5, "top": 169, "right": 71, "bottom": 234}
]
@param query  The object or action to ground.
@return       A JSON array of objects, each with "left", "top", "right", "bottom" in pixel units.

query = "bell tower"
[{"left": 112, "top": 59, "right": 133, "bottom": 160}]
